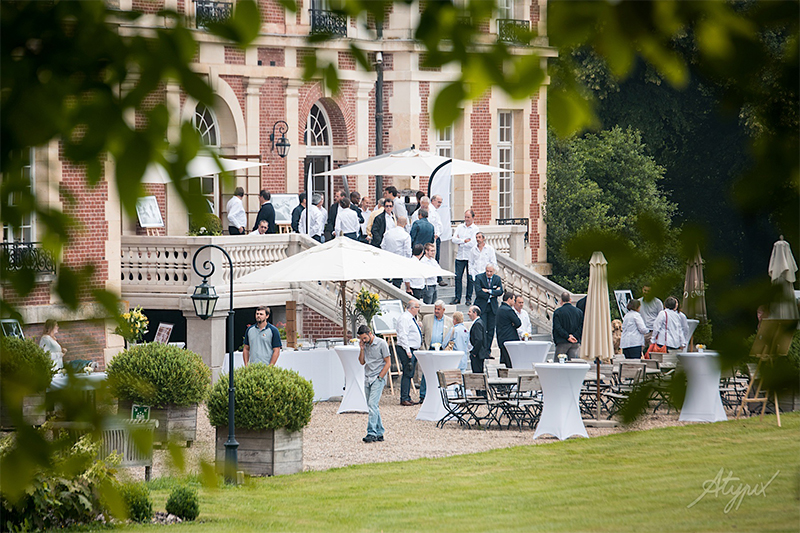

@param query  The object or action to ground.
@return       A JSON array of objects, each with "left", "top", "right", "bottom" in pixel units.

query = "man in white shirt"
[
  {"left": 639, "top": 285, "right": 664, "bottom": 347},
  {"left": 409, "top": 196, "right": 430, "bottom": 227},
  {"left": 451, "top": 208, "right": 480, "bottom": 305},
  {"left": 226, "top": 187, "right": 247, "bottom": 235},
  {"left": 404, "top": 244, "right": 426, "bottom": 300},
  {"left": 248, "top": 219, "right": 269, "bottom": 236},
  {"left": 468, "top": 232, "right": 497, "bottom": 283},
  {"left": 381, "top": 216, "right": 412, "bottom": 288},
  {"left": 421, "top": 242, "right": 439, "bottom": 304},
  {"left": 334, "top": 197, "right": 361, "bottom": 239},
  {"left": 385, "top": 185, "right": 407, "bottom": 220},
  {"left": 514, "top": 294, "right": 532, "bottom": 338},
  {"left": 299, "top": 193, "right": 327, "bottom": 242},
  {"left": 396, "top": 299, "right": 423, "bottom": 405}
]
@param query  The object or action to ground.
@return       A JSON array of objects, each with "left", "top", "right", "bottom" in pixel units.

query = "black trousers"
[
  {"left": 623, "top": 346, "right": 642, "bottom": 359},
  {"left": 499, "top": 343, "right": 512, "bottom": 368},
  {"left": 470, "top": 354, "right": 485, "bottom": 374},
  {"left": 228, "top": 226, "right": 243, "bottom": 235}
]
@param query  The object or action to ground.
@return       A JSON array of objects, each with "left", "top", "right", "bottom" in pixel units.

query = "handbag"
[{"left": 645, "top": 311, "right": 669, "bottom": 359}]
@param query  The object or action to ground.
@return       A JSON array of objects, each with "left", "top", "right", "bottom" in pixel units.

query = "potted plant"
[
  {"left": 114, "top": 306, "right": 149, "bottom": 349},
  {"left": 207, "top": 364, "right": 313, "bottom": 476},
  {"left": 355, "top": 287, "right": 382, "bottom": 328},
  {"left": 107, "top": 343, "right": 210, "bottom": 446},
  {"left": 187, "top": 213, "right": 223, "bottom": 236},
  {"left": 0, "top": 337, "right": 54, "bottom": 428}
]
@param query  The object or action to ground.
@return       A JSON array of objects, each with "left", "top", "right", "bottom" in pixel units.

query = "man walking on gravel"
[{"left": 358, "top": 325, "right": 391, "bottom": 443}]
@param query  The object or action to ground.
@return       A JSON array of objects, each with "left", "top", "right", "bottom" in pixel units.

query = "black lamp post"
[
  {"left": 191, "top": 244, "right": 238, "bottom": 484},
  {"left": 270, "top": 120, "right": 291, "bottom": 158}
]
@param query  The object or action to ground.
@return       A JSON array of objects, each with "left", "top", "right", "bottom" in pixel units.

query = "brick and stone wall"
[
  {"left": 301, "top": 307, "right": 343, "bottom": 340},
  {"left": 469, "top": 91, "right": 492, "bottom": 225},
  {"left": 23, "top": 319, "right": 108, "bottom": 370}
]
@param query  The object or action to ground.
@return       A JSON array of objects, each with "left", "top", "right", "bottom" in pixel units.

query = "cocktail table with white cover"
[
  {"left": 533, "top": 362, "right": 590, "bottom": 440},
  {"left": 414, "top": 350, "right": 464, "bottom": 421},
  {"left": 678, "top": 352, "right": 727, "bottom": 422},
  {"left": 504, "top": 341, "right": 552, "bottom": 369},
  {"left": 334, "top": 346, "right": 368, "bottom": 413}
]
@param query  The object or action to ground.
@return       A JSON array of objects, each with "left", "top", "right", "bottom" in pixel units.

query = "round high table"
[
  {"left": 678, "top": 352, "right": 727, "bottom": 422},
  {"left": 334, "top": 346, "right": 368, "bottom": 414},
  {"left": 533, "top": 362, "right": 590, "bottom": 440},
  {"left": 504, "top": 341, "right": 552, "bottom": 369},
  {"left": 414, "top": 350, "right": 464, "bottom": 421}
]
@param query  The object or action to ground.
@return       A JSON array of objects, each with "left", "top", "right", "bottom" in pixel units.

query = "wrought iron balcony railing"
[
  {"left": 194, "top": 0, "right": 233, "bottom": 29},
  {"left": 310, "top": 9, "right": 347, "bottom": 38},
  {"left": 496, "top": 217, "right": 529, "bottom": 244},
  {"left": 1, "top": 242, "right": 56, "bottom": 275},
  {"left": 497, "top": 18, "right": 530, "bottom": 44}
]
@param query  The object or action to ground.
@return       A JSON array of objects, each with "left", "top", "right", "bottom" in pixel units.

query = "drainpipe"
[{"left": 375, "top": 20, "right": 384, "bottom": 202}]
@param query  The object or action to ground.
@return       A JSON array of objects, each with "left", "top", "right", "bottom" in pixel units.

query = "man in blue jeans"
[{"left": 358, "top": 325, "right": 391, "bottom": 443}]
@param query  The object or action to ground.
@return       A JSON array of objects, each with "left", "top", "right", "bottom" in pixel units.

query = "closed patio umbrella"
[
  {"left": 768, "top": 237, "right": 799, "bottom": 321},
  {"left": 236, "top": 237, "right": 453, "bottom": 342},
  {"left": 579, "top": 251, "right": 614, "bottom": 363},
  {"left": 682, "top": 247, "right": 707, "bottom": 321}
]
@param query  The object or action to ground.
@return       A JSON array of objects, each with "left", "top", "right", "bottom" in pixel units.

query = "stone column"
[{"left": 184, "top": 313, "right": 228, "bottom": 383}]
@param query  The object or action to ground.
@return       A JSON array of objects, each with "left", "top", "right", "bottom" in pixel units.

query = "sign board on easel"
[
  {"left": 136, "top": 196, "right": 164, "bottom": 230},
  {"left": 153, "top": 323, "right": 174, "bottom": 344}
]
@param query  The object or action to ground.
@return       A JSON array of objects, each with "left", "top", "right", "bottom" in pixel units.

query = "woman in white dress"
[
  {"left": 620, "top": 299, "right": 649, "bottom": 359},
  {"left": 39, "top": 319, "right": 66, "bottom": 370}
]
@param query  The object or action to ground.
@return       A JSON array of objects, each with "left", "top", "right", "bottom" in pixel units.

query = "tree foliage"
[{"left": 546, "top": 127, "right": 681, "bottom": 292}]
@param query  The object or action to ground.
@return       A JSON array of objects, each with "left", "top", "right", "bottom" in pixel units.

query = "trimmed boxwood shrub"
[
  {"left": 208, "top": 364, "right": 313, "bottom": 432},
  {"left": 165, "top": 485, "right": 199, "bottom": 521},
  {"left": 107, "top": 344, "right": 210, "bottom": 407},
  {"left": 0, "top": 337, "right": 55, "bottom": 399},
  {"left": 121, "top": 482, "right": 153, "bottom": 523}
]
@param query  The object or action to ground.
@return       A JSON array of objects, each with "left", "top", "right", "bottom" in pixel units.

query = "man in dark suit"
[
  {"left": 370, "top": 198, "right": 395, "bottom": 248},
  {"left": 324, "top": 189, "right": 345, "bottom": 241},
  {"left": 410, "top": 208, "right": 435, "bottom": 249},
  {"left": 468, "top": 305, "right": 490, "bottom": 374},
  {"left": 496, "top": 291, "right": 522, "bottom": 368},
  {"left": 552, "top": 291, "right": 584, "bottom": 359},
  {"left": 254, "top": 190, "right": 277, "bottom": 234},
  {"left": 291, "top": 192, "right": 306, "bottom": 233},
  {"left": 473, "top": 263, "right": 503, "bottom": 349}
]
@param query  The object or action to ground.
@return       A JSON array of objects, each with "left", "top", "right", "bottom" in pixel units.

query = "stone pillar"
[
  {"left": 244, "top": 77, "right": 267, "bottom": 156},
  {"left": 285, "top": 79, "right": 302, "bottom": 193},
  {"left": 185, "top": 313, "right": 228, "bottom": 383}
]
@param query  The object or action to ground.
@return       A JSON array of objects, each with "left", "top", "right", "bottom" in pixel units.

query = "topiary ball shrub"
[
  {"left": 107, "top": 344, "right": 210, "bottom": 407},
  {"left": 188, "top": 213, "right": 223, "bottom": 236},
  {"left": 121, "top": 482, "right": 153, "bottom": 523},
  {"left": 165, "top": 485, "right": 199, "bottom": 521},
  {"left": 208, "top": 364, "right": 314, "bottom": 432},
  {"left": 0, "top": 336, "right": 55, "bottom": 399}
]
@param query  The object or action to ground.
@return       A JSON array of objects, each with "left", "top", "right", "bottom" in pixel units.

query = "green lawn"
[{"left": 143, "top": 414, "right": 800, "bottom": 532}]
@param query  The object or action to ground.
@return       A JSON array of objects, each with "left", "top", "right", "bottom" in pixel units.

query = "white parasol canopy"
[
  {"left": 314, "top": 146, "right": 505, "bottom": 177},
  {"left": 237, "top": 237, "right": 453, "bottom": 342},
  {"left": 579, "top": 251, "right": 614, "bottom": 363},
  {"left": 768, "top": 237, "right": 799, "bottom": 321},
  {"left": 142, "top": 154, "right": 266, "bottom": 184}
]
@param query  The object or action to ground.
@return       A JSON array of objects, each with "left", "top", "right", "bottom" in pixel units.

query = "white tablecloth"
[
  {"left": 414, "top": 351, "right": 464, "bottom": 421},
  {"left": 223, "top": 349, "right": 346, "bottom": 402},
  {"left": 678, "top": 352, "right": 727, "bottom": 422},
  {"left": 533, "top": 362, "right": 590, "bottom": 440},
  {"left": 505, "top": 341, "right": 552, "bottom": 369},
  {"left": 334, "top": 346, "right": 368, "bottom": 413},
  {"left": 49, "top": 372, "right": 107, "bottom": 391}
]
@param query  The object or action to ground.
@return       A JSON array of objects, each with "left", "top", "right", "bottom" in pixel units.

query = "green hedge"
[
  {"left": 0, "top": 337, "right": 54, "bottom": 398},
  {"left": 107, "top": 344, "right": 210, "bottom": 407},
  {"left": 207, "top": 364, "right": 313, "bottom": 432}
]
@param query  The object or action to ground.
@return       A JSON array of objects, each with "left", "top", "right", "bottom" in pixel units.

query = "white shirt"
[
  {"left": 226, "top": 196, "right": 247, "bottom": 229},
  {"left": 469, "top": 244, "right": 497, "bottom": 277},
  {"left": 360, "top": 208, "right": 371, "bottom": 236},
  {"left": 381, "top": 226, "right": 412, "bottom": 258},
  {"left": 299, "top": 205, "right": 327, "bottom": 237},
  {"left": 652, "top": 309, "right": 686, "bottom": 348},
  {"left": 393, "top": 197, "right": 408, "bottom": 220},
  {"left": 404, "top": 256, "right": 425, "bottom": 290},
  {"left": 620, "top": 310, "right": 649, "bottom": 349},
  {"left": 396, "top": 310, "right": 422, "bottom": 351},
  {"left": 452, "top": 222, "right": 480, "bottom": 260},
  {"left": 428, "top": 204, "right": 443, "bottom": 237},
  {"left": 515, "top": 308, "right": 532, "bottom": 337},
  {"left": 335, "top": 207, "right": 360, "bottom": 236},
  {"left": 639, "top": 297, "right": 664, "bottom": 331},
  {"left": 383, "top": 211, "right": 397, "bottom": 232},
  {"left": 248, "top": 229, "right": 267, "bottom": 236},
  {"left": 421, "top": 255, "right": 438, "bottom": 286}
]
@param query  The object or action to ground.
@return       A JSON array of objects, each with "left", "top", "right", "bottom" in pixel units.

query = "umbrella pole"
[
  {"left": 341, "top": 280, "right": 348, "bottom": 344},
  {"left": 596, "top": 357, "right": 601, "bottom": 421}
]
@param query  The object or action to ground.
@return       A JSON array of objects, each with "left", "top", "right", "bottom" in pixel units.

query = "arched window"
[
  {"left": 306, "top": 103, "right": 331, "bottom": 148},
  {"left": 195, "top": 103, "right": 219, "bottom": 147},
  {"left": 305, "top": 102, "right": 334, "bottom": 207}
]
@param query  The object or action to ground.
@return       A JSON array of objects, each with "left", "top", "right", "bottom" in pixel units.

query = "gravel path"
[{"left": 125, "top": 392, "right": 696, "bottom": 481}]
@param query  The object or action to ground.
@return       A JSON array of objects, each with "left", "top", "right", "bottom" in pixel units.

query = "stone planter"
[
  {"left": 119, "top": 401, "right": 198, "bottom": 447},
  {"left": 215, "top": 426, "right": 303, "bottom": 476},
  {"left": 0, "top": 393, "right": 47, "bottom": 428}
]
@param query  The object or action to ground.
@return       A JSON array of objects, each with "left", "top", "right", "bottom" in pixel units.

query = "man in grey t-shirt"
[
  {"left": 638, "top": 285, "right": 663, "bottom": 347},
  {"left": 243, "top": 306, "right": 282, "bottom": 366},
  {"left": 358, "top": 324, "right": 391, "bottom": 443}
]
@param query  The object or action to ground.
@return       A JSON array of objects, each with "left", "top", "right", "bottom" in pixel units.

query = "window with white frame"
[
  {"left": 3, "top": 148, "right": 34, "bottom": 243},
  {"left": 436, "top": 125, "right": 453, "bottom": 158},
  {"left": 498, "top": 111, "right": 513, "bottom": 219},
  {"left": 192, "top": 103, "right": 220, "bottom": 214},
  {"left": 498, "top": 0, "right": 514, "bottom": 19},
  {"left": 305, "top": 103, "right": 334, "bottom": 206}
]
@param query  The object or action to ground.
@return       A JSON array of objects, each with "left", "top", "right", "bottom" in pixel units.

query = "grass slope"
[{"left": 144, "top": 414, "right": 800, "bottom": 532}]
